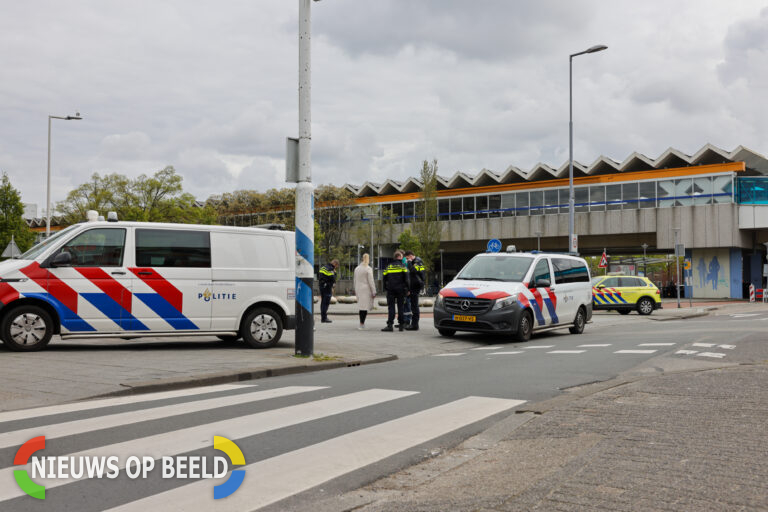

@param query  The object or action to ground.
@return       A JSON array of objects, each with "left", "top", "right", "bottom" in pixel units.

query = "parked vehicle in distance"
[
  {"left": 0, "top": 213, "right": 295, "bottom": 351},
  {"left": 433, "top": 249, "right": 593, "bottom": 342},
  {"left": 591, "top": 275, "right": 662, "bottom": 315}
]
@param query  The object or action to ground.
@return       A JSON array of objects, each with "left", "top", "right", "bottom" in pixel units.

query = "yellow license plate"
[{"left": 453, "top": 315, "right": 476, "bottom": 322}]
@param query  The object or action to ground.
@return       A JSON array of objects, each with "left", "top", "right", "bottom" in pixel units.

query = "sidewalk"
[{"left": 314, "top": 333, "right": 768, "bottom": 511}]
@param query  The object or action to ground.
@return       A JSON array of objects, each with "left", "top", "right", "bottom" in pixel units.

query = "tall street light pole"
[
  {"left": 47, "top": 113, "right": 82, "bottom": 237},
  {"left": 569, "top": 44, "right": 607, "bottom": 254}
]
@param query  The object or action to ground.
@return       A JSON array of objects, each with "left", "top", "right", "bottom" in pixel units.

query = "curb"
[
  {"left": 648, "top": 308, "right": 712, "bottom": 321},
  {"left": 94, "top": 355, "right": 398, "bottom": 398}
]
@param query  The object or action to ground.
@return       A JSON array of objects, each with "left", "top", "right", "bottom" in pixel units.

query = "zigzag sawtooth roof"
[{"left": 345, "top": 144, "right": 768, "bottom": 198}]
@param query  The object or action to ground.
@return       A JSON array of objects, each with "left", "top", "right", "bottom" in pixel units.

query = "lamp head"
[{"left": 586, "top": 45, "right": 608, "bottom": 53}]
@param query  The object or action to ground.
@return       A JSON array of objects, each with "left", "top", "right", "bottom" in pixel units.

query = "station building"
[{"left": 347, "top": 144, "right": 768, "bottom": 299}]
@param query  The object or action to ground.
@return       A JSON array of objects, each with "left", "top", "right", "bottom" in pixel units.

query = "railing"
[{"left": 736, "top": 177, "right": 768, "bottom": 205}]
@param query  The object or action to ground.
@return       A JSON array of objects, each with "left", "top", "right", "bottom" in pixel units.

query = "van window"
[
  {"left": 619, "top": 277, "right": 644, "bottom": 287},
  {"left": 553, "top": 257, "right": 590, "bottom": 284},
  {"left": 569, "top": 260, "right": 590, "bottom": 282},
  {"left": 532, "top": 258, "right": 551, "bottom": 285},
  {"left": 60, "top": 228, "right": 126, "bottom": 267},
  {"left": 211, "top": 232, "right": 288, "bottom": 268},
  {"left": 600, "top": 277, "right": 620, "bottom": 288},
  {"left": 136, "top": 229, "right": 211, "bottom": 268}
]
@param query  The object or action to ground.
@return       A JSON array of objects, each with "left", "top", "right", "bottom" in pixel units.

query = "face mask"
[{"left": 402, "top": 257, "right": 407, "bottom": 264}]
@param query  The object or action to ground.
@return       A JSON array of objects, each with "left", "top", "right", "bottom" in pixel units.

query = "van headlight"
[
  {"left": 492, "top": 296, "right": 516, "bottom": 310},
  {"left": 435, "top": 295, "right": 444, "bottom": 307}
]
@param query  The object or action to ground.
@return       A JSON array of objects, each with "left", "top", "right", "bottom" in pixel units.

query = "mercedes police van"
[
  {"left": 0, "top": 213, "right": 295, "bottom": 351},
  {"left": 433, "top": 248, "right": 593, "bottom": 342}
]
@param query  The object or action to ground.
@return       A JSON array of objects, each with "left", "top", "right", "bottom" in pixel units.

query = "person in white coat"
[{"left": 354, "top": 253, "right": 377, "bottom": 330}]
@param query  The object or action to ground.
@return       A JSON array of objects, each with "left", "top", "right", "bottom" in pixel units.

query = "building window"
[
  {"left": 450, "top": 197, "right": 462, "bottom": 220},
  {"left": 438, "top": 198, "right": 450, "bottom": 221},
  {"left": 590, "top": 185, "right": 605, "bottom": 212},
  {"left": 575, "top": 187, "right": 589, "bottom": 213},
  {"left": 475, "top": 195, "right": 488, "bottom": 218},
  {"left": 403, "top": 201, "right": 415, "bottom": 222},
  {"left": 462, "top": 196, "right": 475, "bottom": 220},
  {"left": 488, "top": 194, "right": 501, "bottom": 217},
  {"left": 675, "top": 179, "right": 693, "bottom": 206},
  {"left": 657, "top": 180, "right": 674, "bottom": 208},
  {"left": 543, "top": 189, "right": 559, "bottom": 215},
  {"left": 639, "top": 181, "right": 656, "bottom": 208},
  {"left": 515, "top": 192, "right": 529, "bottom": 216},
  {"left": 622, "top": 182, "right": 639, "bottom": 209},
  {"left": 713, "top": 175, "right": 733, "bottom": 203},
  {"left": 693, "top": 177, "right": 713, "bottom": 205},
  {"left": 529, "top": 190, "right": 543, "bottom": 216},
  {"left": 501, "top": 193, "right": 515, "bottom": 217},
  {"left": 606, "top": 184, "right": 622, "bottom": 211}
]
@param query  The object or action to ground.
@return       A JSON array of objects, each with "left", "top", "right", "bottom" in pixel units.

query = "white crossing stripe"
[
  {"left": 697, "top": 352, "right": 726, "bottom": 359},
  {"left": 578, "top": 344, "right": 612, "bottom": 347},
  {"left": 718, "top": 344, "right": 736, "bottom": 349},
  {"left": 433, "top": 353, "right": 466, "bottom": 357},
  {"left": 0, "top": 386, "right": 325, "bottom": 450},
  {"left": 105, "top": 396, "right": 526, "bottom": 512},
  {"left": 614, "top": 350, "right": 657, "bottom": 354},
  {"left": 676, "top": 350, "right": 699, "bottom": 355},
  {"left": 731, "top": 313, "right": 760, "bottom": 318},
  {"left": 0, "top": 384, "right": 255, "bottom": 424},
  {"left": 523, "top": 345, "right": 555, "bottom": 349},
  {"left": 638, "top": 343, "right": 676, "bottom": 346},
  {"left": 471, "top": 346, "right": 504, "bottom": 350},
  {"left": 692, "top": 343, "right": 716, "bottom": 348},
  {"left": 0, "top": 388, "right": 418, "bottom": 502},
  {"left": 488, "top": 351, "right": 524, "bottom": 355},
  {"left": 547, "top": 350, "right": 586, "bottom": 354}
]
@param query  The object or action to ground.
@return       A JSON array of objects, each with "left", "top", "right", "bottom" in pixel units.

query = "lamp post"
[
  {"left": 569, "top": 44, "right": 607, "bottom": 254},
  {"left": 47, "top": 112, "right": 82, "bottom": 236},
  {"left": 641, "top": 242, "right": 648, "bottom": 277},
  {"left": 439, "top": 248, "right": 445, "bottom": 289},
  {"left": 535, "top": 231, "right": 542, "bottom": 251}
]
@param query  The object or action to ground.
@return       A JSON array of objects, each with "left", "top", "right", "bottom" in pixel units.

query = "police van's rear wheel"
[
  {"left": 242, "top": 308, "right": 283, "bottom": 348},
  {"left": 1, "top": 306, "right": 54, "bottom": 352},
  {"left": 513, "top": 310, "right": 532, "bottom": 342}
]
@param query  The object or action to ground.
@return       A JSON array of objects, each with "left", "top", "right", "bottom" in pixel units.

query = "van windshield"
[
  {"left": 456, "top": 256, "right": 533, "bottom": 282},
  {"left": 19, "top": 224, "right": 81, "bottom": 260}
]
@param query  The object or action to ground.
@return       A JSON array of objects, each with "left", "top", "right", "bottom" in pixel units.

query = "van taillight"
[{"left": 656, "top": 289, "right": 660, "bottom": 295}]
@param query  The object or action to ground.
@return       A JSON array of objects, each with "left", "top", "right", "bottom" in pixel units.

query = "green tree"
[
  {"left": 397, "top": 228, "right": 420, "bottom": 254},
  {"left": 0, "top": 173, "right": 36, "bottom": 255},
  {"left": 315, "top": 185, "right": 356, "bottom": 265},
  {"left": 412, "top": 159, "right": 442, "bottom": 285},
  {"left": 57, "top": 172, "right": 129, "bottom": 224}
]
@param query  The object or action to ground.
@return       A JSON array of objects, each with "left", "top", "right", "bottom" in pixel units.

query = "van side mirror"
[
  {"left": 534, "top": 278, "right": 550, "bottom": 288},
  {"left": 51, "top": 251, "right": 72, "bottom": 267}
]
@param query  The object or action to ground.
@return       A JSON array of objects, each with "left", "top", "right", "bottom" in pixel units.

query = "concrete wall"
[{"left": 690, "top": 248, "right": 734, "bottom": 299}]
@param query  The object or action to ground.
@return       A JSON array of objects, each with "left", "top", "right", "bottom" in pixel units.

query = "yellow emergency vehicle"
[{"left": 591, "top": 275, "right": 662, "bottom": 315}]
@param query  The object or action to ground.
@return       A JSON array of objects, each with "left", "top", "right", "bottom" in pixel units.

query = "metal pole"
[
  {"left": 568, "top": 55, "right": 575, "bottom": 254},
  {"left": 46, "top": 116, "right": 52, "bottom": 237},
  {"left": 294, "top": 0, "right": 314, "bottom": 356},
  {"left": 440, "top": 250, "right": 444, "bottom": 288},
  {"left": 674, "top": 229, "right": 681, "bottom": 309}
]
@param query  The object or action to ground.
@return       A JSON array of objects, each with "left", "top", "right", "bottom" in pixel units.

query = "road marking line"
[
  {"left": 0, "top": 388, "right": 419, "bottom": 502},
  {"left": 638, "top": 343, "right": 676, "bottom": 346},
  {"left": 578, "top": 344, "right": 612, "bottom": 347},
  {"left": 522, "top": 345, "right": 555, "bottom": 349},
  {"left": 0, "top": 386, "right": 325, "bottom": 450},
  {"left": 676, "top": 350, "right": 699, "bottom": 355},
  {"left": 692, "top": 343, "right": 716, "bottom": 348},
  {"left": 104, "top": 396, "right": 527, "bottom": 512},
  {"left": 731, "top": 313, "right": 760, "bottom": 318},
  {"left": 614, "top": 350, "right": 657, "bottom": 354},
  {"left": 718, "top": 344, "right": 736, "bottom": 349},
  {"left": 0, "top": 383, "right": 256, "bottom": 424},
  {"left": 547, "top": 350, "right": 586, "bottom": 354},
  {"left": 488, "top": 351, "right": 524, "bottom": 355},
  {"left": 697, "top": 352, "right": 726, "bottom": 358},
  {"left": 433, "top": 353, "right": 466, "bottom": 357},
  {"left": 471, "top": 346, "right": 504, "bottom": 350}
]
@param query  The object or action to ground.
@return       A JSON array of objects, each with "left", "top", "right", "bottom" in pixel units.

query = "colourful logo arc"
[
  {"left": 213, "top": 435, "right": 246, "bottom": 499},
  {"left": 14, "top": 436, "right": 46, "bottom": 499}
]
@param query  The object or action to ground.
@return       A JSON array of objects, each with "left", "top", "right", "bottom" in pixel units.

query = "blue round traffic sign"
[{"left": 487, "top": 239, "right": 502, "bottom": 253}]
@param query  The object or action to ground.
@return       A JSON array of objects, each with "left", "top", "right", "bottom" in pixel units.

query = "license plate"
[{"left": 452, "top": 315, "right": 476, "bottom": 322}]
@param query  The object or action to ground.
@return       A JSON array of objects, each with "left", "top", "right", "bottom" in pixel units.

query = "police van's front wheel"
[
  {"left": 1, "top": 305, "right": 54, "bottom": 352},
  {"left": 242, "top": 308, "right": 283, "bottom": 348},
  {"left": 513, "top": 310, "right": 533, "bottom": 342}
]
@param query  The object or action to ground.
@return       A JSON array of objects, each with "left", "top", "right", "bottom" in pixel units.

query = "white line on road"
[
  {"left": 692, "top": 343, "right": 716, "bottom": 348},
  {"left": 488, "top": 351, "right": 524, "bottom": 355},
  {"left": 471, "top": 346, "right": 504, "bottom": 350},
  {"left": 433, "top": 353, "right": 466, "bottom": 357},
  {"left": 730, "top": 314, "right": 760, "bottom": 318},
  {"left": 0, "top": 388, "right": 419, "bottom": 502},
  {"left": 676, "top": 350, "right": 699, "bottom": 355},
  {"left": 0, "top": 386, "right": 325, "bottom": 450},
  {"left": 639, "top": 343, "right": 676, "bottom": 346},
  {"left": 718, "top": 344, "right": 736, "bottom": 349},
  {"left": 614, "top": 350, "right": 657, "bottom": 354},
  {"left": 547, "top": 350, "right": 586, "bottom": 354},
  {"left": 105, "top": 396, "right": 527, "bottom": 512},
  {"left": 697, "top": 352, "right": 726, "bottom": 358},
  {"left": 0, "top": 383, "right": 256, "bottom": 424},
  {"left": 578, "top": 344, "right": 612, "bottom": 347},
  {"left": 523, "top": 345, "right": 555, "bottom": 349}
]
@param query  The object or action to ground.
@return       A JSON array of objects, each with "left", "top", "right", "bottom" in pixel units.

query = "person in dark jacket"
[
  {"left": 404, "top": 250, "right": 425, "bottom": 330},
  {"left": 381, "top": 250, "right": 410, "bottom": 332},
  {"left": 318, "top": 259, "right": 339, "bottom": 323}
]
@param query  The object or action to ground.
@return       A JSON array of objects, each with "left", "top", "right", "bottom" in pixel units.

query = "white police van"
[
  {"left": 0, "top": 213, "right": 295, "bottom": 351},
  {"left": 433, "top": 248, "right": 592, "bottom": 342}
]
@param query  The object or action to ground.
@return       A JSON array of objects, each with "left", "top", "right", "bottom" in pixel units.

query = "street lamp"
[
  {"left": 47, "top": 112, "right": 82, "bottom": 237},
  {"left": 641, "top": 242, "right": 648, "bottom": 277},
  {"left": 569, "top": 44, "right": 607, "bottom": 254}
]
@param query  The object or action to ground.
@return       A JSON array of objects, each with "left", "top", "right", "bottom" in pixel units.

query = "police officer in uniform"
[
  {"left": 381, "top": 250, "right": 410, "bottom": 332},
  {"left": 404, "top": 250, "right": 425, "bottom": 330},
  {"left": 318, "top": 259, "right": 339, "bottom": 323}
]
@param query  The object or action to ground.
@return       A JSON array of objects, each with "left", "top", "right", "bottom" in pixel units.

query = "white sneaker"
[{"left": 357, "top": 325, "right": 365, "bottom": 330}]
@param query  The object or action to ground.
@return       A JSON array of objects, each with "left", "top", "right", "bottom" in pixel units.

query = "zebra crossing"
[{"left": 0, "top": 383, "right": 526, "bottom": 511}]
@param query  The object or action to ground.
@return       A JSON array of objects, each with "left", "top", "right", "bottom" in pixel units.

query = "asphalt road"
[{"left": 0, "top": 308, "right": 764, "bottom": 512}]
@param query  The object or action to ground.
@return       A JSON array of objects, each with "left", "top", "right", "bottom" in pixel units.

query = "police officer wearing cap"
[
  {"left": 404, "top": 250, "right": 425, "bottom": 330},
  {"left": 318, "top": 259, "right": 339, "bottom": 323},
  {"left": 381, "top": 250, "right": 410, "bottom": 331}
]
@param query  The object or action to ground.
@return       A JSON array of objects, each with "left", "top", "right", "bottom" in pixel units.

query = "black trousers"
[
  {"left": 407, "top": 291, "right": 420, "bottom": 326},
  {"left": 320, "top": 287, "right": 332, "bottom": 320},
  {"left": 386, "top": 291, "right": 406, "bottom": 326}
]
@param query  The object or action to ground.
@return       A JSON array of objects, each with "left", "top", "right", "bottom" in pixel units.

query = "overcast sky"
[{"left": 2, "top": 1, "right": 767, "bottom": 215}]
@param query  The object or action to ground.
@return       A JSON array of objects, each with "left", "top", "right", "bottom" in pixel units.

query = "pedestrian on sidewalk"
[
  {"left": 404, "top": 250, "right": 425, "bottom": 330},
  {"left": 318, "top": 259, "right": 339, "bottom": 323},
  {"left": 382, "top": 250, "right": 410, "bottom": 332},
  {"left": 354, "top": 253, "right": 376, "bottom": 330}
]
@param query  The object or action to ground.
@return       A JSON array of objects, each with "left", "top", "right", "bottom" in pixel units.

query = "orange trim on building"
[{"left": 353, "top": 162, "right": 745, "bottom": 205}]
